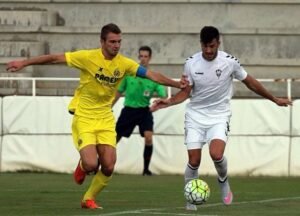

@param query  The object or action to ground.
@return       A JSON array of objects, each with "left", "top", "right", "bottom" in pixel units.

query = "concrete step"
[
  {"left": 1, "top": 31, "right": 300, "bottom": 69},
  {"left": 0, "top": 1, "right": 300, "bottom": 83},
  {"left": 0, "top": 41, "right": 45, "bottom": 57},
  {"left": 0, "top": 25, "right": 300, "bottom": 37},
  {"left": 0, "top": 10, "right": 57, "bottom": 27},
  {"left": 0, "top": 72, "right": 32, "bottom": 77},
  {"left": 23, "top": 64, "right": 300, "bottom": 80},
  {"left": 1, "top": 25, "right": 300, "bottom": 35},
  {"left": 2, "top": 58, "right": 300, "bottom": 80},
  {"left": 2, "top": 0, "right": 299, "bottom": 3},
  {"left": 1, "top": 2, "right": 299, "bottom": 31}
]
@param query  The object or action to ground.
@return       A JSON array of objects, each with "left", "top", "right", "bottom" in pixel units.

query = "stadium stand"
[{"left": 0, "top": 0, "right": 300, "bottom": 97}]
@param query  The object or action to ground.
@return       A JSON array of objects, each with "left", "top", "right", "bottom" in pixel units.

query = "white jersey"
[{"left": 184, "top": 51, "right": 247, "bottom": 122}]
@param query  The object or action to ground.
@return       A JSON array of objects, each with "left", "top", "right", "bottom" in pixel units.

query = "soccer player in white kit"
[{"left": 151, "top": 26, "right": 292, "bottom": 211}]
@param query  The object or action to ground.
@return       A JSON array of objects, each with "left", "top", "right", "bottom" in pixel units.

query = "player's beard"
[
  {"left": 107, "top": 48, "right": 119, "bottom": 58},
  {"left": 203, "top": 51, "right": 217, "bottom": 61}
]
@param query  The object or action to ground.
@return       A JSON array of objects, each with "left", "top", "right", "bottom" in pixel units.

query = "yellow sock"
[{"left": 83, "top": 170, "right": 112, "bottom": 201}]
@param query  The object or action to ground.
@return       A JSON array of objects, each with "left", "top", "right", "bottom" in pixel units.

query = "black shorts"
[{"left": 116, "top": 106, "right": 153, "bottom": 138}]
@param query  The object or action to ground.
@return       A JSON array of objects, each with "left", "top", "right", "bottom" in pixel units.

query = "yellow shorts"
[{"left": 72, "top": 114, "right": 117, "bottom": 151}]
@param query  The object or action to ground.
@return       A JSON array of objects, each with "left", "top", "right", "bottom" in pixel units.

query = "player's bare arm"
[
  {"left": 242, "top": 74, "right": 292, "bottom": 106},
  {"left": 150, "top": 85, "right": 192, "bottom": 112},
  {"left": 6, "top": 54, "right": 66, "bottom": 72},
  {"left": 145, "top": 70, "right": 188, "bottom": 89}
]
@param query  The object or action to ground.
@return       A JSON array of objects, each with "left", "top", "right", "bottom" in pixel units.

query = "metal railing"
[
  {"left": 0, "top": 77, "right": 295, "bottom": 99},
  {"left": 0, "top": 77, "right": 79, "bottom": 96}
]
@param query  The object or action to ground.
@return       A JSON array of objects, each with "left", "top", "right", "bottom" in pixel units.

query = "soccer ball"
[{"left": 184, "top": 179, "right": 210, "bottom": 205}]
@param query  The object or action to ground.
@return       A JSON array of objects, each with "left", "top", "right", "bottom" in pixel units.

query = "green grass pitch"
[{"left": 0, "top": 173, "right": 299, "bottom": 215}]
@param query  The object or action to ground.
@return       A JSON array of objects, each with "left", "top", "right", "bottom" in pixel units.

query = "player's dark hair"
[
  {"left": 200, "top": 26, "right": 220, "bottom": 44},
  {"left": 100, "top": 23, "right": 121, "bottom": 41},
  {"left": 139, "top": 45, "right": 152, "bottom": 57}
]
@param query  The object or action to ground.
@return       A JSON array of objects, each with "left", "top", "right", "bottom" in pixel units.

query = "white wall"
[
  {"left": 290, "top": 100, "right": 300, "bottom": 176},
  {"left": 0, "top": 96, "right": 299, "bottom": 176}
]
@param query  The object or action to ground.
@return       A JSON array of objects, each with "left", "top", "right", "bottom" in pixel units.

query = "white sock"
[
  {"left": 213, "top": 156, "right": 228, "bottom": 181},
  {"left": 184, "top": 163, "right": 199, "bottom": 184}
]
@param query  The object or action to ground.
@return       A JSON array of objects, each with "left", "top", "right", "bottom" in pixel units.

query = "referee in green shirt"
[{"left": 113, "top": 46, "right": 167, "bottom": 176}]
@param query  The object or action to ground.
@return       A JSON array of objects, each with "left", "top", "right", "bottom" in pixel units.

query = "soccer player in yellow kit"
[{"left": 6, "top": 23, "right": 187, "bottom": 209}]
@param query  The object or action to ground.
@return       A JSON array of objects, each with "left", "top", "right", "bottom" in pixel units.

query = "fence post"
[
  {"left": 287, "top": 79, "right": 292, "bottom": 176},
  {"left": 32, "top": 79, "right": 36, "bottom": 97}
]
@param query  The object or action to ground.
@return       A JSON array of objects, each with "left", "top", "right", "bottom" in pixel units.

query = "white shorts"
[{"left": 184, "top": 115, "right": 230, "bottom": 150}]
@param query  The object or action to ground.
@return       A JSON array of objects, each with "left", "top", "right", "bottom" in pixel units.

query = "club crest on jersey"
[
  {"left": 215, "top": 69, "right": 222, "bottom": 78},
  {"left": 113, "top": 69, "right": 120, "bottom": 77}
]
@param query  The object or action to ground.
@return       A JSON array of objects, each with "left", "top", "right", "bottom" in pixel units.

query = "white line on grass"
[
  {"left": 97, "top": 210, "right": 216, "bottom": 216},
  {"left": 78, "top": 196, "right": 300, "bottom": 216},
  {"left": 199, "top": 196, "right": 300, "bottom": 208}
]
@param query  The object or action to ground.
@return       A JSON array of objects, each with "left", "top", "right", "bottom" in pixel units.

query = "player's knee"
[
  {"left": 82, "top": 160, "right": 99, "bottom": 173},
  {"left": 145, "top": 136, "right": 152, "bottom": 145},
  {"left": 101, "top": 165, "right": 114, "bottom": 176},
  {"left": 210, "top": 152, "right": 223, "bottom": 161},
  {"left": 188, "top": 159, "right": 200, "bottom": 167},
  {"left": 145, "top": 138, "right": 152, "bottom": 146}
]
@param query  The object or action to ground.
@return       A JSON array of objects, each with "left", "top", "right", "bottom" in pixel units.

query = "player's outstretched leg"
[
  {"left": 74, "top": 160, "right": 86, "bottom": 185},
  {"left": 218, "top": 177, "right": 233, "bottom": 205}
]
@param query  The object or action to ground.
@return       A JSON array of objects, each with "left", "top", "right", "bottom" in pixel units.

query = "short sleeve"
[
  {"left": 232, "top": 57, "right": 248, "bottom": 81},
  {"left": 124, "top": 58, "right": 140, "bottom": 77},
  {"left": 65, "top": 50, "right": 88, "bottom": 70},
  {"left": 155, "top": 84, "right": 167, "bottom": 98}
]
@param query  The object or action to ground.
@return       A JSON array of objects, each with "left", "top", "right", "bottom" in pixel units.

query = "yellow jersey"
[{"left": 66, "top": 48, "right": 139, "bottom": 118}]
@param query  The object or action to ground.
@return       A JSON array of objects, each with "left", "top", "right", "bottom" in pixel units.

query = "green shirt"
[{"left": 118, "top": 75, "right": 167, "bottom": 108}]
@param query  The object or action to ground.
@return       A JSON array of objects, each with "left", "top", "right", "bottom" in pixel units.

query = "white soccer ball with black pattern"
[{"left": 184, "top": 179, "right": 210, "bottom": 205}]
